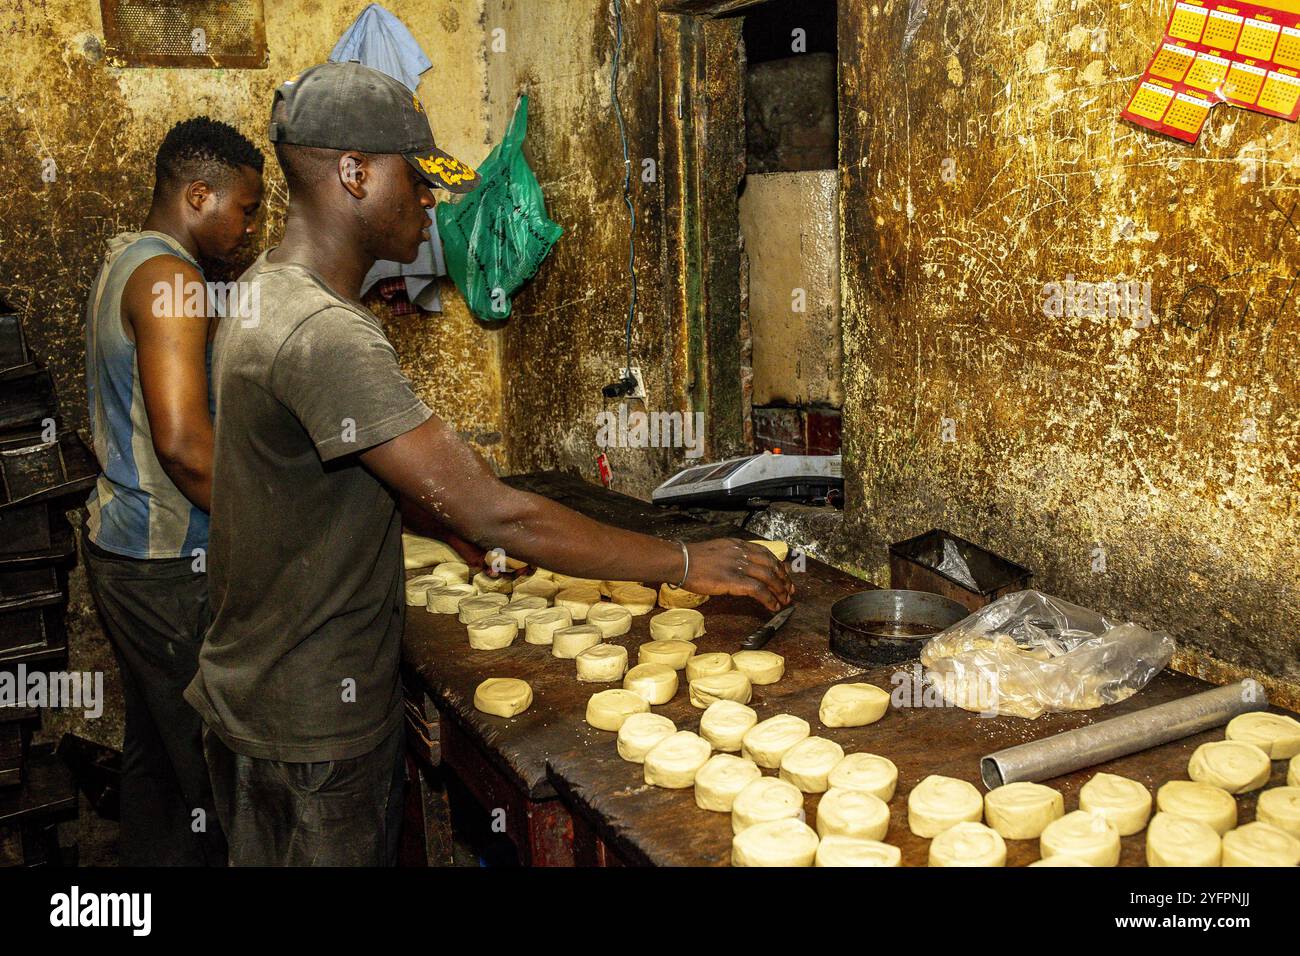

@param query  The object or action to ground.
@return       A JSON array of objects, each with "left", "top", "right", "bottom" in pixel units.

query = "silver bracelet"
[{"left": 675, "top": 540, "right": 690, "bottom": 589}]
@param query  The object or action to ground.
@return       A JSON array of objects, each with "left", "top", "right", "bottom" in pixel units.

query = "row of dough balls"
[
  {"left": 587, "top": 695, "right": 903, "bottom": 866},
  {"left": 913, "top": 756, "right": 1300, "bottom": 866},
  {"left": 407, "top": 536, "right": 789, "bottom": 608}
]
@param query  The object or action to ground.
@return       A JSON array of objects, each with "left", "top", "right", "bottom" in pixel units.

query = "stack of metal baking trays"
[{"left": 0, "top": 297, "right": 90, "bottom": 865}]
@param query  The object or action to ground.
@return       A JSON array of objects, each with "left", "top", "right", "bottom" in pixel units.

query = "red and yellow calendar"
[{"left": 1122, "top": 0, "right": 1300, "bottom": 142}]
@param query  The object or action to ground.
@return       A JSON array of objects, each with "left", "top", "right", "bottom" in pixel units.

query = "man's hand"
[{"left": 681, "top": 538, "right": 793, "bottom": 613}]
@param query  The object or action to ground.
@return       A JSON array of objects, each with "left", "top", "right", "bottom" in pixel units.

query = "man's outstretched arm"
[{"left": 361, "top": 413, "right": 794, "bottom": 612}]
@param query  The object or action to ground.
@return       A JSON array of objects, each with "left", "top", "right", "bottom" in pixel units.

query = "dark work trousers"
[
  {"left": 80, "top": 525, "right": 227, "bottom": 866},
  {"left": 203, "top": 719, "right": 407, "bottom": 866}
]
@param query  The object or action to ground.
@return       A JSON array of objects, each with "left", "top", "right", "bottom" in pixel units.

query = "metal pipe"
[{"left": 980, "top": 680, "right": 1268, "bottom": 789}]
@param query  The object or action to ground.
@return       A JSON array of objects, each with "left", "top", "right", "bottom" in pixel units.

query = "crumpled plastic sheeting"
[
  {"left": 902, "top": 0, "right": 929, "bottom": 53},
  {"left": 920, "top": 590, "right": 1176, "bottom": 719}
]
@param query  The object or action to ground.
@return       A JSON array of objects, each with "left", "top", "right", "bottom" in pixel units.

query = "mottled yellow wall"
[
  {"left": 486, "top": 0, "right": 1297, "bottom": 703},
  {"left": 484, "top": 0, "right": 674, "bottom": 498},
  {"left": 0, "top": 0, "right": 503, "bottom": 460},
  {"left": 0, "top": 0, "right": 499, "bottom": 748},
  {"left": 842, "top": 0, "right": 1300, "bottom": 704}
]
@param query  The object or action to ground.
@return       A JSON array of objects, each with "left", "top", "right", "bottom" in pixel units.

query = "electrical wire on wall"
[{"left": 602, "top": 0, "right": 640, "bottom": 399}]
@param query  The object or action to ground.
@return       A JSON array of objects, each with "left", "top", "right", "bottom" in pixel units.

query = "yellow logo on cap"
[
  {"left": 417, "top": 155, "right": 475, "bottom": 186},
  {"left": 412, "top": 94, "right": 424, "bottom": 114}
]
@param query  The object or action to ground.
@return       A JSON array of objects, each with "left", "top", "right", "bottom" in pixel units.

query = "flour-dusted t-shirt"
[{"left": 184, "top": 251, "right": 432, "bottom": 762}]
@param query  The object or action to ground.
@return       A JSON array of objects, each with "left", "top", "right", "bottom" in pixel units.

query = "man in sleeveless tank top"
[{"left": 82, "top": 117, "right": 263, "bottom": 865}]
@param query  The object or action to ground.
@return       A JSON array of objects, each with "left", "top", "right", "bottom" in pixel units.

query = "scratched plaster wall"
[
  {"left": 484, "top": 0, "right": 674, "bottom": 499},
  {"left": 842, "top": 0, "right": 1300, "bottom": 706},
  {"left": 0, "top": 0, "right": 499, "bottom": 748},
  {"left": 487, "top": 0, "right": 1297, "bottom": 704}
]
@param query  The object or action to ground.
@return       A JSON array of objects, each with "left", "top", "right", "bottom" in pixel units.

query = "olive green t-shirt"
[{"left": 184, "top": 251, "right": 432, "bottom": 762}]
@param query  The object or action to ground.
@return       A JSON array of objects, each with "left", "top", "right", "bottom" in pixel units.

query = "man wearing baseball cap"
[{"left": 186, "top": 62, "right": 793, "bottom": 866}]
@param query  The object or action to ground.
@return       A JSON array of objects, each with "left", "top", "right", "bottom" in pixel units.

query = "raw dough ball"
[
  {"left": 1188, "top": 740, "right": 1272, "bottom": 794},
  {"left": 1225, "top": 712, "right": 1300, "bottom": 759},
  {"left": 472, "top": 571, "right": 514, "bottom": 594},
  {"left": 430, "top": 561, "right": 471, "bottom": 585},
  {"left": 466, "top": 614, "right": 518, "bottom": 650},
  {"left": 599, "top": 579, "right": 638, "bottom": 598},
  {"left": 929, "top": 821, "right": 1007, "bottom": 867},
  {"left": 1290, "top": 755, "right": 1299, "bottom": 787},
  {"left": 643, "top": 731, "right": 712, "bottom": 788},
  {"left": 638, "top": 639, "right": 696, "bottom": 670},
  {"left": 551, "top": 624, "right": 602, "bottom": 659},
  {"left": 1078, "top": 772, "right": 1152, "bottom": 836},
  {"left": 983, "top": 782, "right": 1065, "bottom": 840},
  {"left": 551, "top": 574, "right": 602, "bottom": 591},
  {"left": 1221, "top": 820, "right": 1300, "bottom": 867},
  {"left": 908, "top": 775, "right": 983, "bottom": 837},
  {"left": 732, "top": 819, "right": 819, "bottom": 867},
  {"left": 523, "top": 606, "right": 571, "bottom": 645},
  {"left": 425, "top": 583, "right": 477, "bottom": 614},
  {"left": 512, "top": 575, "right": 559, "bottom": 601},
  {"left": 686, "top": 652, "right": 734, "bottom": 682},
  {"left": 819, "top": 682, "right": 891, "bottom": 728},
  {"left": 1157, "top": 780, "right": 1238, "bottom": 835},
  {"left": 1256, "top": 786, "right": 1300, "bottom": 837},
  {"left": 1147, "top": 813, "right": 1222, "bottom": 866},
  {"left": 458, "top": 593, "right": 509, "bottom": 623},
  {"left": 742, "top": 714, "right": 811, "bottom": 769},
  {"left": 404, "top": 574, "right": 444, "bottom": 607},
  {"left": 689, "top": 671, "right": 753, "bottom": 709},
  {"left": 502, "top": 595, "right": 548, "bottom": 627},
  {"left": 617, "top": 712, "right": 677, "bottom": 763},
  {"left": 575, "top": 643, "right": 628, "bottom": 682},
  {"left": 623, "top": 663, "right": 678, "bottom": 704},
  {"left": 828, "top": 753, "right": 898, "bottom": 802},
  {"left": 585, "top": 602, "right": 633, "bottom": 638},
  {"left": 1039, "top": 810, "right": 1121, "bottom": 867},
  {"left": 554, "top": 586, "right": 601, "bottom": 620},
  {"left": 608, "top": 583, "right": 657, "bottom": 615},
  {"left": 695, "top": 754, "right": 763, "bottom": 812},
  {"left": 473, "top": 678, "right": 532, "bottom": 717},
  {"left": 402, "top": 533, "right": 459, "bottom": 570},
  {"left": 1028, "top": 856, "right": 1091, "bottom": 867},
  {"left": 699, "top": 700, "right": 758, "bottom": 752},
  {"left": 731, "top": 650, "right": 785, "bottom": 685},
  {"left": 658, "top": 583, "right": 709, "bottom": 609},
  {"left": 815, "top": 836, "right": 901, "bottom": 867},
  {"left": 585, "top": 689, "right": 650, "bottom": 731},
  {"left": 779, "top": 737, "right": 846, "bottom": 793},
  {"left": 649, "top": 608, "right": 705, "bottom": 641},
  {"left": 816, "top": 788, "right": 890, "bottom": 841},
  {"left": 523, "top": 607, "right": 571, "bottom": 645},
  {"left": 732, "top": 777, "right": 806, "bottom": 834},
  {"left": 749, "top": 539, "right": 789, "bottom": 561}
]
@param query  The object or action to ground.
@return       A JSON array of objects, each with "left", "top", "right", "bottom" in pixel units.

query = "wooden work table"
[
  {"left": 401, "top": 471, "right": 864, "bottom": 863},
  {"left": 402, "top": 471, "right": 1297, "bottom": 867}
]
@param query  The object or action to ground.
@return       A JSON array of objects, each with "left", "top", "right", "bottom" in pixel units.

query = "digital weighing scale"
[{"left": 650, "top": 453, "right": 842, "bottom": 509}]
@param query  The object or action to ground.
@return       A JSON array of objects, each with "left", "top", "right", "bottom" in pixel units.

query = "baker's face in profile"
[{"left": 363, "top": 154, "right": 434, "bottom": 265}]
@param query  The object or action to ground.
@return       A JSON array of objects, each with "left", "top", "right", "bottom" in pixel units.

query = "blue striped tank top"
[{"left": 84, "top": 231, "right": 213, "bottom": 559}]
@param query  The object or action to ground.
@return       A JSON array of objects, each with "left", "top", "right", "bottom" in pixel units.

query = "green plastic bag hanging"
[{"left": 435, "top": 95, "right": 562, "bottom": 322}]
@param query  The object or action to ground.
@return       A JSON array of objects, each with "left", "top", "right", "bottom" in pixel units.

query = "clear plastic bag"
[{"left": 919, "top": 590, "right": 1176, "bottom": 719}]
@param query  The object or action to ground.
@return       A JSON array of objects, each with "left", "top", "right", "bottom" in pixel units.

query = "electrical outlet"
[{"left": 623, "top": 366, "right": 646, "bottom": 400}]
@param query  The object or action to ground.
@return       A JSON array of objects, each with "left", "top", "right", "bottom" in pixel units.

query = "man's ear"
[
  {"left": 339, "top": 152, "right": 367, "bottom": 197},
  {"left": 184, "top": 180, "right": 213, "bottom": 213}
]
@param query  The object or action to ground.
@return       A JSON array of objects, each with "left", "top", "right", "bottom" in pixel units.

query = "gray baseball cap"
[{"left": 267, "top": 61, "right": 480, "bottom": 193}]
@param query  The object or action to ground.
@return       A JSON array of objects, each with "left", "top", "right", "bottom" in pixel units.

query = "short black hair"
[{"left": 154, "top": 116, "right": 264, "bottom": 197}]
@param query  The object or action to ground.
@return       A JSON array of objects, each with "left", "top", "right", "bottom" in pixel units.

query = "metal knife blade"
[{"left": 740, "top": 603, "right": 796, "bottom": 650}]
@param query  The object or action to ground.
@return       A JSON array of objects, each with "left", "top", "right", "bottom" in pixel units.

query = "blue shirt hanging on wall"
[{"left": 330, "top": 3, "right": 447, "bottom": 311}]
